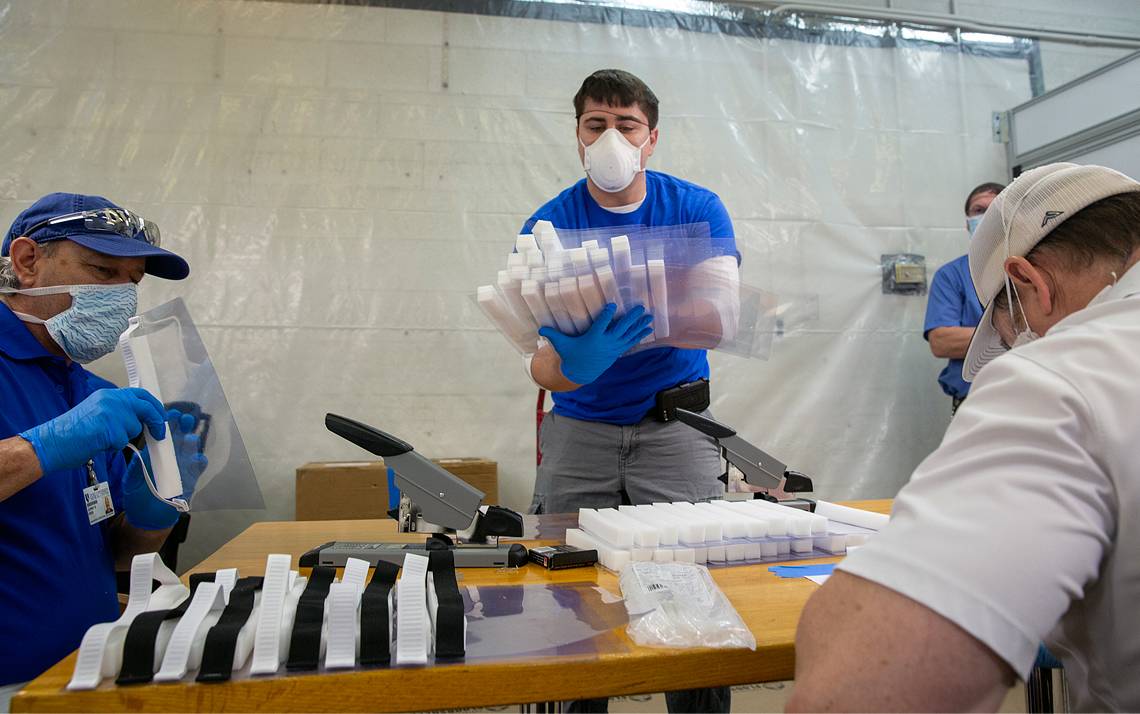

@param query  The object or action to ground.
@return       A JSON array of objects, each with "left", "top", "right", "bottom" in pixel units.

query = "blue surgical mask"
[
  {"left": 1, "top": 283, "right": 138, "bottom": 363},
  {"left": 966, "top": 214, "right": 983, "bottom": 236}
]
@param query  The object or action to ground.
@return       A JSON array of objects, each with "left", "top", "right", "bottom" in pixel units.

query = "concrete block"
[
  {"left": 327, "top": 42, "right": 436, "bottom": 92},
  {"left": 383, "top": 8, "right": 444, "bottom": 46},
  {"left": 115, "top": 32, "right": 217, "bottom": 84},
  {"left": 0, "top": 28, "right": 115, "bottom": 85},
  {"left": 222, "top": 37, "right": 327, "bottom": 88},
  {"left": 447, "top": 47, "right": 527, "bottom": 96}
]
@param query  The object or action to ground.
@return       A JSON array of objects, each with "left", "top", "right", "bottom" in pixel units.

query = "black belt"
[
  {"left": 196, "top": 576, "right": 265, "bottom": 683},
  {"left": 285, "top": 566, "right": 337, "bottom": 671},
  {"left": 116, "top": 573, "right": 215, "bottom": 685},
  {"left": 650, "top": 379, "right": 710, "bottom": 422},
  {"left": 429, "top": 550, "right": 465, "bottom": 659},
  {"left": 359, "top": 561, "right": 401, "bottom": 666}
]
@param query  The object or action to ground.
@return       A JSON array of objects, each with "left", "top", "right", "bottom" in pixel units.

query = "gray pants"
[
  {"left": 532, "top": 410, "right": 730, "bottom": 714},
  {"left": 531, "top": 410, "right": 726, "bottom": 515}
]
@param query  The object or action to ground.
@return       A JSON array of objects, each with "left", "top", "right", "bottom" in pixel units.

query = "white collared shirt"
[{"left": 838, "top": 263, "right": 1140, "bottom": 712}]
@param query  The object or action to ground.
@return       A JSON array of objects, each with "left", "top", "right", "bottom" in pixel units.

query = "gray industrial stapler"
[
  {"left": 674, "top": 408, "right": 816, "bottom": 511},
  {"left": 300, "top": 414, "right": 528, "bottom": 569}
]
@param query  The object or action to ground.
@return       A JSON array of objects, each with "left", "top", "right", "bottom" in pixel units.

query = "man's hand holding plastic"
[
  {"left": 539, "top": 303, "right": 654, "bottom": 386},
  {"left": 122, "top": 408, "right": 209, "bottom": 530},
  {"left": 18, "top": 387, "right": 167, "bottom": 475}
]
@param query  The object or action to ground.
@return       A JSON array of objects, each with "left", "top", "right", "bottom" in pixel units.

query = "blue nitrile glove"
[
  {"left": 19, "top": 387, "right": 167, "bottom": 475},
  {"left": 166, "top": 408, "right": 208, "bottom": 498},
  {"left": 123, "top": 409, "right": 209, "bottom": 530},
  {"left": 539, "top": 303, "right": 654, "bottom": 386}
]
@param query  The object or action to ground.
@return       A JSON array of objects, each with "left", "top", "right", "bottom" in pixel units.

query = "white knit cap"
[{"left": 963, "top": 163, "right": 1140, "bottom": 382}]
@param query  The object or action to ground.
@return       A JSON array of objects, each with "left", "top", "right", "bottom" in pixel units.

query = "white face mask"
[
  {"left": 580, "top": 128, "right": 649, "bottom": 193},
  {"left": 1004, "top": 277, "right": 1040, "bottom": 349}
]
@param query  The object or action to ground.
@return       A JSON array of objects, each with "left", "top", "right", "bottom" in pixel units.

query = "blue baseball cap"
[{"left": 2, "top": 193, "right": 190, "bottom": 280}]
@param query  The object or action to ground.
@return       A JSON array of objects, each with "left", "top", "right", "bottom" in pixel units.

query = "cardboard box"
[{"left": 295, "top": 458, "right": 498, "bottom": 521}]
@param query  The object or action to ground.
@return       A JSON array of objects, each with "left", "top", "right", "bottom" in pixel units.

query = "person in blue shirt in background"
[
  {"left": 522, "top": 70, "right": 738, "bottom": 714},
  {"left": 924, "top": 181, "right": 1004, "bottom": 415},
  {"left": 0, "top": 193, "right": 193, "bottom": 703}
]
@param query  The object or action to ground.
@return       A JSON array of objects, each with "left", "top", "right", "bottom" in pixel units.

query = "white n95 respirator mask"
[{"left": 581, "top": 128, "right": 649, "bottom": 193}]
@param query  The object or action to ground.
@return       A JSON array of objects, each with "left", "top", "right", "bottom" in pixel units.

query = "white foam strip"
[
  {"left": 578, "top": 508, "right": 633, "bottom": 548},
  {"left": 544, "top": 281, "right": 578, "bottom": 335},
  {"left": 593, "top": 262, "right": 625, "bottom": 315},
  {"left": 250, "top": 554, "right": 292, "bottom": 676},
  {"left": 619, "top": 505, "right": 678, "bottom": 546},
  {"left": 641, "top": 503, "right": 704, "bottom": 544},
  {"left": 599, "top": 508, "right": 660, "bottom": 547},
  {"left": 792, "top": 538, "right": 814, "bottom": 553},
  {"left": 652, "top": 549, "right": 674, "bottom": 563},
  {"left": 477, "top": 284, "right": 537, "bottom": 353},
  {"left": 813, "top": 500, "right": 889, "bottom": 531},
  {"left": 814, "top": 535, "right": 847, "bottom": 554},
  {"left": 516, "top": 234, "right": 539, "bottom": 255},
  {"left": 740, "top": 500, "right": 812, "bottom": 537},
  {"left": 631, "top": 548, "right": 654, "bottom": 562},
  {"left": 324, "top": 581, "right": 363, "bottom": 670},
  {"left": 628, "top": 265, "right": 654, "bottom": 343},
  {"left": 68, "top": 553, "right": 186, "bottom": 690},
  {"left": 522, "top": 279, "right": 556, "bottom": 328},
  {"left": 559, "top": 276, "right": 593, "bottom": 333},
  {"left": 578, "top": 274, "right": 606, "bottom": 321},
  {"left": 610, "top": 236, "right": 632, "bottom": 277},
  {"left": 706, "top": 501, "right": 771, "bottom": 537},
  {"left": 725, "top": 543, "right": 749, "bottom": 562},
  {"left": 581, "top": 239, "right": 600, "bottom": 252},
  {"left": 673, "top": 548, "right": 696, "bottom": 563},
  {"left": 694, "top": 502, "right": 751, "bottom": 539},
  {"left": 746, "top": 499, "right": 829, "bottom": 535},
  {"left": 497, "top": 270, "right": 539, "bottom": 331},
  {"left": 660, "top": 502, "right": 723, "bottom": 542},
  {"left": 395, "top": 553, "right": 430, "bottom": 667},
  {"left": 533, "top": 221, "right": 562, "bottom": 257},
  {"left": 647, "top": 258, "right": 670, "bottom": 338},
  {"left": 155, "top": 582, "right": 228, "bottom": 682}
]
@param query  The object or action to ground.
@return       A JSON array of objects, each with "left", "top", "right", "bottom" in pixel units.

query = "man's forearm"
[
  {"left": 531, "top": 343, "right": 581, "bottom": 392},
  {"left": 928, "top": 326, "right": 975, "bottom": 359},
  {"left": 0, "top": 435, "right": 44, "bottom": 502},
  {"left": 110, "top": 514, "right": 173, "bottom": 570}
]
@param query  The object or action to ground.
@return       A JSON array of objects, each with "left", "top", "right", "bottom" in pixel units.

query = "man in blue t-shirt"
[
  {"left": 521, "top": 70, "right": 737, "bottom": 713},
  {"left": 924, "top": 182, "right": 1004, "bottom": 416},
  {"left": 0, "top": 193, "right": 192, "bottom": 697}
]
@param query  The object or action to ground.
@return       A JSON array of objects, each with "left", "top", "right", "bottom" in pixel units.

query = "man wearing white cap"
[{"left": 788, "top": 163, "right": 1140, "bottom": 712}]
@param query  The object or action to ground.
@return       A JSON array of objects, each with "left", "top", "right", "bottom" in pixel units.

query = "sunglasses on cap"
[{"left": 23, "top": 208, "right": 161, "bottom": 247}]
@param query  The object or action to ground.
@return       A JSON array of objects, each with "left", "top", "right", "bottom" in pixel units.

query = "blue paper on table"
[{"left": 768, "top": 564, "right": 836, "bottom": 578}]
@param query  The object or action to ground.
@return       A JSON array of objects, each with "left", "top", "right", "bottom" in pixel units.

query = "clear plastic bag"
[{"left": 618, "top": 562, "right": 756, "bottom": 650}]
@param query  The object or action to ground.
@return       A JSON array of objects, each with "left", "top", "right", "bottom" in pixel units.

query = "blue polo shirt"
[
  {"left": 923, "top": 254, "right": 984, "bottom": 399},
  {"left": 0, "top": 302, "right": 126, "bottom": 686},
  {"left": 522, "top": 170, "right": 738, "bottom": 425}
]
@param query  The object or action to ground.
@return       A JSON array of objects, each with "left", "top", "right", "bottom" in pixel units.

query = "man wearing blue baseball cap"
[{"left": 0, "top": 193, "right": 191, "bottom": 699}]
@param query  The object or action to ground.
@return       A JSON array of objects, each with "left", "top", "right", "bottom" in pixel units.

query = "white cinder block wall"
[{"left": 0, "top": 0, "right": 1134, "bottom": 567}]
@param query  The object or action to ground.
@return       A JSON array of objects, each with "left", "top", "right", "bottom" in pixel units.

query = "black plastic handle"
[
  {"left": 674, "top": 408, "right": 737, "bottom": 439},
  {"left": 324, "top": 413, "right": 414, "bottom": 458}
]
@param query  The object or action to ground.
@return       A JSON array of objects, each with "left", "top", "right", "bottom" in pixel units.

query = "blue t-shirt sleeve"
[
  {"left": 924, "top": 265, "right": 967, "bottom": 339},
  {"left": 696, "top": 192, "right": 740, "bottom": 264}
]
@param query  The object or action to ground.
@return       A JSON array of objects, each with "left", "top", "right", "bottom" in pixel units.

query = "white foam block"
[
  {"left": 707, "top": 501, "right": 770, "bottom": 538},
  {"left": 578, "top": 274, "right": 606, "bottom": 321},
  {"left": 559, "top": 276, "right": 593, "bottom": 333},
  {"left": 664, "top": 502, "right": 723, "bottom": 542},
  {"left": 644, "top": 503, "right": 705, "bottom": 544},
  {"left": 596, "top": 508, "right": 660, "bottom": 548},
  {"left": 497, "top": 270, "right": 538, "bottom": 330},
  {"left": 620, "top": 505, "right": 678, "bottom": 546},
  {"left": 694, "top": 502, "right": 750, "bottom": 539},
  {"left": 610, "top": 235, "right": 632, "bottom": 276},
  {"left": 543, "top": 282, "right": 578, "bottom": 335},
  {"left": 521, "top": 279, "right": 556, "bottom": 328},
  {"left": 652, "top": 549, "right": 675, "bottom": 563},
  {"left": 578, "top": 508, "right": 633, "bottom": 548},
  {"left": 747, "top": 499, "right": 829, "bottom": 535},
  {"left": 516, "top": 234, "right": 539, "bottom": 255},
  {"left": 594, "top": 262, "right": 625, "bottom": 315},
  {"left": 566, "top": 528, "right": 630, "bottom": 572},
  {"left": 478, "top": 284, "right": 537, "bottom": 353},
  {"left": 647, "top": 258, "right": 670, "bottom": 338}
]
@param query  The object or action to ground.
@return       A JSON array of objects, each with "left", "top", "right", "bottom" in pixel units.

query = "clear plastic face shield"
[
  {"left": 117, "top": 297, "right": 263, "bottom": 512},
  {"left": 476, "top": 222, "right": 782, "bottom": 360}
]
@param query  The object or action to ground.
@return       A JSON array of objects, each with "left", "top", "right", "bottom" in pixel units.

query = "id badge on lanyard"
[{"left": 82, "top": 459, "right": 115, "bottom": 525}]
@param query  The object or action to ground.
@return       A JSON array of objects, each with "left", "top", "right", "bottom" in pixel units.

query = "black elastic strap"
[
  {"left": 195, "top": 576, "right": 265, "bottom": 683},
  {"left": 285, "top": 566, "right": 337, "bottom": 671},
  {"left": 116, "top": 573, "right": 214, "bottom": 685},
  {"left": 429, "top": 550, "right": 465, "bottom": 659},
  {"left": 359, "top": 561, "right": 401, "bottom": 666}
]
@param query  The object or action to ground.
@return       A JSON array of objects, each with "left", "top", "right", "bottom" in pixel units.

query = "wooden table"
[{"left": 13, "top": 500, "right": 891, "bottom": 713}]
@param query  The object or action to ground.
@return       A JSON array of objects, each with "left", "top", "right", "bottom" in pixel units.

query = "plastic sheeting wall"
[{"left": 0, "top": 0, "right": 1037, "bottom": 567}]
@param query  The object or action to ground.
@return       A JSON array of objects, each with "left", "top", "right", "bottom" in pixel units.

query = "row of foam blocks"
[
  {"left": 68, "top": 549, "right": 466, "bottom": 690},
  {"left": 566, "top": 499, "right": 887, "bottom": 572}
]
